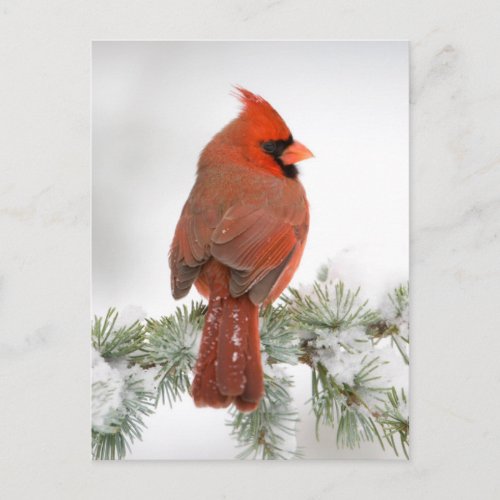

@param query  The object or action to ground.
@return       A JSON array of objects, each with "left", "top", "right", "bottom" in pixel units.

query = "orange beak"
[{"left": 280, "top": 141, "right": 314, "bottom": 166}]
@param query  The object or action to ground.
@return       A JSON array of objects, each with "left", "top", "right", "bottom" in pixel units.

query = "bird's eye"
[{"left": 262, "top": 141, "right": 277, "bottom": 154}]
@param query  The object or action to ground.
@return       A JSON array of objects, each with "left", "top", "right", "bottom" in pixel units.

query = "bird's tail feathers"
[{"left": 191, "top": 294, "right": 264, "bottom": 412}]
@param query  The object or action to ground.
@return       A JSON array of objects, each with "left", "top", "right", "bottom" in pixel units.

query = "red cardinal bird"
[{"left": 169, "top": 87, "right": 313, "bottom": 412}]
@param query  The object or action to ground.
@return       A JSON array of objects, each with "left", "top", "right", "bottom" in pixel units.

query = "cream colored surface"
[{"left": 1, "top": 0, "right": 500, "bottom": 498}]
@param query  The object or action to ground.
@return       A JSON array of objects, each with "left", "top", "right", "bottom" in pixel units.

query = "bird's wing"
[
  {"left": 170, "top": 194, "right": 308, "bottom": 303},
  {"left": 169, "top": 202, "right": 218, "bottom": 299},
  {"left": 211, "top": 203, "right": 307, "bottom": 303}
]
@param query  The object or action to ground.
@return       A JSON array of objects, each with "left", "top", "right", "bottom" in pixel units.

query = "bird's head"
[{"left": 202, "top": 86, "right": 313, "bottom": 179}]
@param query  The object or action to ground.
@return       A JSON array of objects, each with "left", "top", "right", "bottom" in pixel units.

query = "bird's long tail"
[{"left": 191, "top": 294, "right": 264, "bottom": 412}]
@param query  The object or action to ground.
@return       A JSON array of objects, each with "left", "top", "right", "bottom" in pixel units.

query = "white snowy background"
[{"left": 92, "top": 41, "right": 408, "bottom": 459}]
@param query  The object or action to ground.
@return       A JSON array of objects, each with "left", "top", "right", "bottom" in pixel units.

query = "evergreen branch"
[
  {"left": 259, "top": 304, "right": 301, "bottom": 365},
  {"left": 367, "top": 283, "right": 410, "bottom": 364},
  {"left": 92, "top": 308, "right": 145, "bottom": 359},
  {"left": 92, "top": 371, "right": 155, "bottom": 460},
  {"left": 392, "top": 336, "right": 409, "bottom": 365},
  {"left": 227, "top": 373, "right": 301, "bottom": 460},
  {"left": 377, "top": 387, "right": 410, "bottom": 459},
  {"left": 311, "top": 360, "right": 385, "bottom": 450},
  {"left": 91, "top": 304, "right": 205, "bottom": 459},
  {"left": 285, "top": 282, "right": 378, "bottom": 332},
  {"left": 141, "top": 301, "right": 205, "bottom": 406},
  {"left": 90, "top": 267, "right": 409, "bottom": 460},
  {"left": 287, "top": 276, "right": 409, "bottom": 458},
  {"left": 390, "top": 284, "right": 409, "bottom": 319}
]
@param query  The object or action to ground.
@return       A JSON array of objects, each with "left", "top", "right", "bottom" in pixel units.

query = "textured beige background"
[{"left": 1, "top": 0, "right": 500, "bottom": 498}]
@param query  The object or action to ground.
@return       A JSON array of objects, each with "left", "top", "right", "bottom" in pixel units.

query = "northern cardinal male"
[{"left": 169, "top": 87, "right": 313, "bottom": 412}]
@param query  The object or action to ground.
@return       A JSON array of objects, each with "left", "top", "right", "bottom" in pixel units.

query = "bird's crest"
[
  {"left": 231, "top": 85, "right": 290, "bottom": 139},
  {"left": 232, "top": 85, "right": 266, "bottom": 105}
]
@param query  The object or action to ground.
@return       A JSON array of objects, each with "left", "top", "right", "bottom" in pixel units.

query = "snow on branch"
[
  {"left": 91, "top": 263, "right": 409, "bottom": 460},
  {"left": 285, "top": 266, "right": 409, "bottom": 458},
  {"left": 141, "top": 303, "right": 204, "bottom": 406},
  {"left": 91, "top": 348, "right": 156, "bottom": 459}
]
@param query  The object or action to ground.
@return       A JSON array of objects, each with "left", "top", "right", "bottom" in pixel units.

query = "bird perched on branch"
[{"left": 169, "top": 87, "right": 313, "bottom": 412}]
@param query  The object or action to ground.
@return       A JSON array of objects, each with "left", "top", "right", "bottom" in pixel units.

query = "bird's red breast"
[{"left": 169, "top": 87, "right": 313, "bottom": 411}]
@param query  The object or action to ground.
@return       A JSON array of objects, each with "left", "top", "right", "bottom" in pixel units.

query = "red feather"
[{"left": 169, "top": 87, "right": 312, "bottom": 411}]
